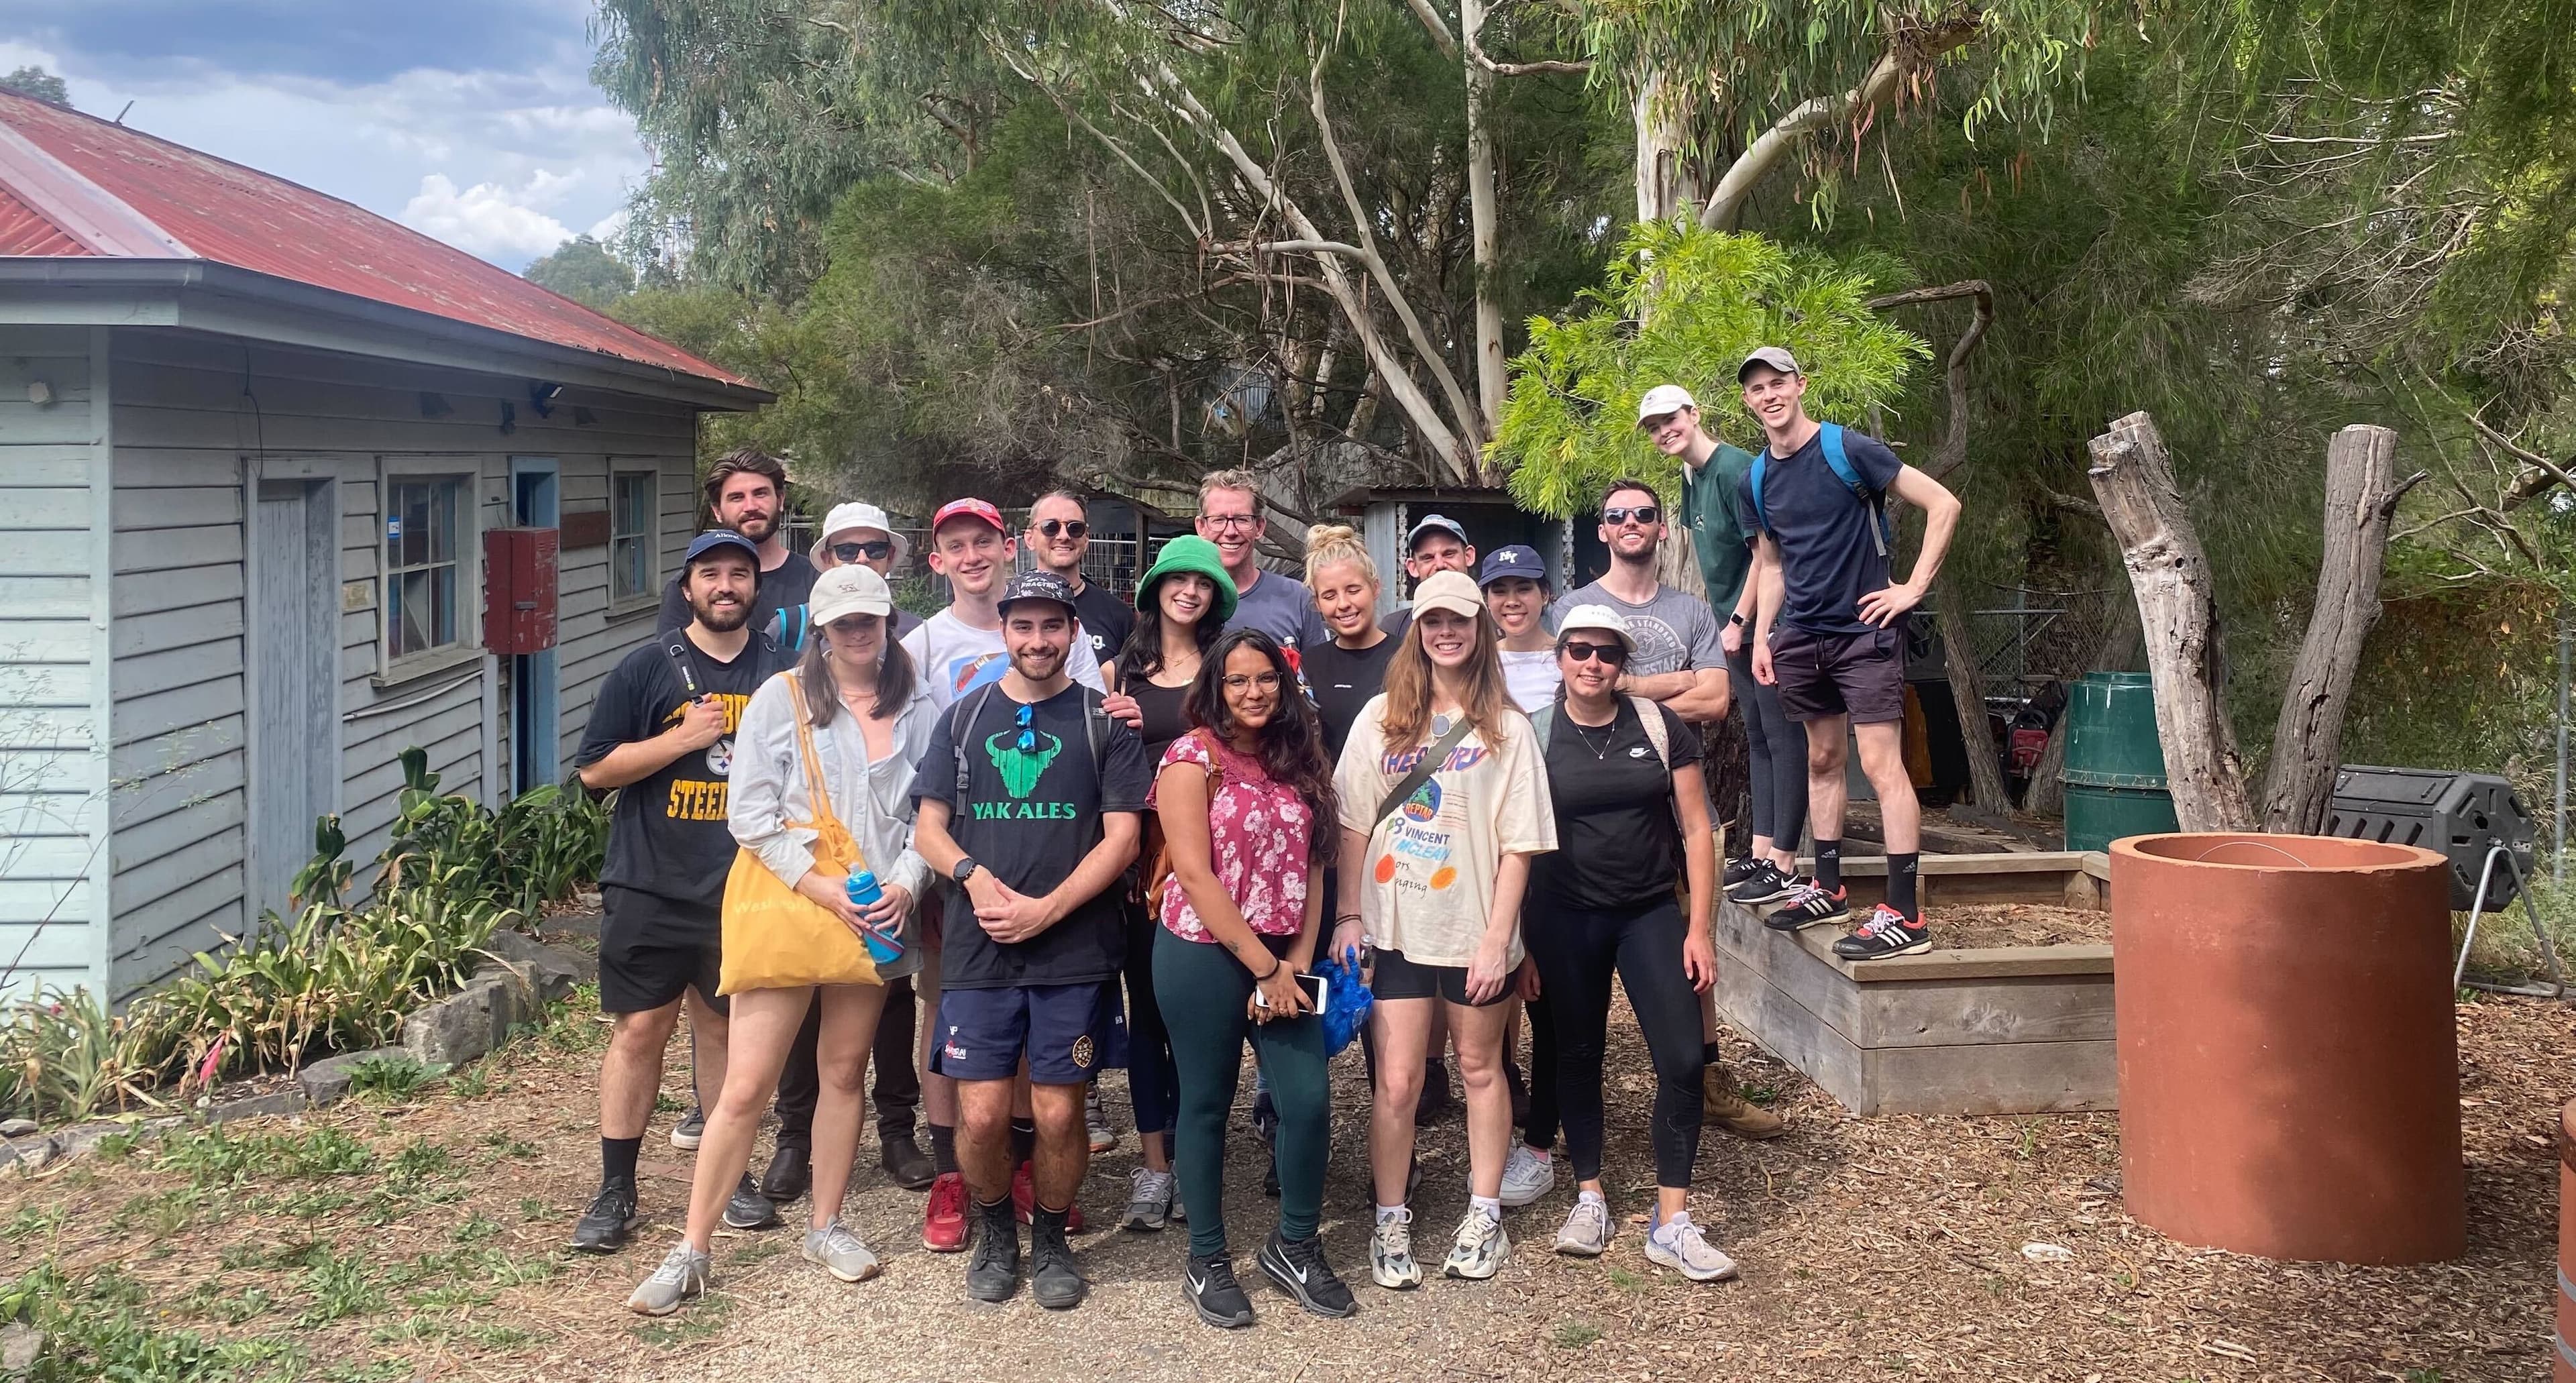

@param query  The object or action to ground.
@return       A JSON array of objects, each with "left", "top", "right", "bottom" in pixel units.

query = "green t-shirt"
[{"left": 1680, "top": 442, "right": 1758, "bottom": 613}]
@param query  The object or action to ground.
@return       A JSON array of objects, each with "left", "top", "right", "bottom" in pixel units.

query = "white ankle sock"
[
  {"left": 1375, "top": 1203, "right": 1406, "bottom": 1224},
  {"left": 1469, "top": 1195, "right": 1502, "bottom": 1219}
]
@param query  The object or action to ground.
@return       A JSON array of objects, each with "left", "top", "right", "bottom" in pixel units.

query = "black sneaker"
[
  {"left": 759, "top": 1143, "right": 811, "bottom": 1204},
  {"left": 669, "top": 1107, "right": 704, "bottom": 1150},
  {"left": 722, "top": 1172, "right": 778, "bottom": 1230},
  {"left": 1258, "top": 1230, "right": 1358, "bottom": 1319},
  {"left": 569, "top": 1177, "right": 637, "bottom": 1254},
  {"left": 1832, "top": 904, "right": 1933, "bottom": 960},
  {"left": 1764, "top": 882, "right": 1849, "bottom": 932},
  {"left": 1184, "top": 1252, "right": 1255, "bottom": 1328},
  {"left": 1029, "top": 1207, "right": 1085, "bottom": 1310},
  {"left": 1722, "top": 855, "right": 1765, "bottom": 889},
  {"left": 965, "top": 1198, "right": 1020, "bottom": 1302},
  {"left": 1726, "top": 861, "right": 1800, "bottom": 906}
]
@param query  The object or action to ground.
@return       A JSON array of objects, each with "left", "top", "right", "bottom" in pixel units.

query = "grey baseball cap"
[{"left": 1736, "top": 346, "right": 1802, "bottom": 382}]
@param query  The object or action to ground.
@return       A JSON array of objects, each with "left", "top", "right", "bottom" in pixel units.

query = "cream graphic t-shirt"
[{"left": 1333, "top": 696, "right": 1556, "bottom": 969}]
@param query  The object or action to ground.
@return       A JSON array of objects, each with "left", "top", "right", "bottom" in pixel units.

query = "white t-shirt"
[
  {"left": 1499, "top": 649, "right": 1560, "bottom": 715},
  {"left": 1333, "top": 696, "right": 1556, "bottom": 969},
  {"left": 902, "top": 607, "right": 1106, "bottom": 708}
]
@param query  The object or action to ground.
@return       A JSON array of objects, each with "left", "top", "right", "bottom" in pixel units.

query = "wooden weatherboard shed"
[{"left": 0, "top": 91, "right": 770, "bottom": 1002}]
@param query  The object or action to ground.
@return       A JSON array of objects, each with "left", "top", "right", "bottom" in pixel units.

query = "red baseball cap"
[{"left": 930, "top": 498, "right": 1007, "bottom": 535}]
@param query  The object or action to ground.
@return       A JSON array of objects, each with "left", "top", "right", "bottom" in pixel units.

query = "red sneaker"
[
  {"left": 922, "top": 1171, "right": 969, "bottom": 1252},
  {"left": 1011, "top": 1161, "right": 1085, "bottom": 1232}
]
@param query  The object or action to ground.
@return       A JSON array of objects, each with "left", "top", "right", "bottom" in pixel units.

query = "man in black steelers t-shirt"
[
  {"left": 911, "top": 569, "right": 1150, "bottom": 1310},
  {"left": 566, "top": 531, "right": 786, "bottom": 1256}
]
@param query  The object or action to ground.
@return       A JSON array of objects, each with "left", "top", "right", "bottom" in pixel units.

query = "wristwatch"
[
  {"left": 1729, "top": 612, "right": 1748, "bottom": 626},
  {"left": 951, "top": 856, "right": 981, "bottom": 885}
]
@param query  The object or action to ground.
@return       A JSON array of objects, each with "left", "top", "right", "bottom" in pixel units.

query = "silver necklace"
[{"left": 1569, "top": 715, "right": 1619, "bottom": 760}]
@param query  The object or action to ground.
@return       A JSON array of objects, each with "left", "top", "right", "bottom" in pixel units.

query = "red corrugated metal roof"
[{"left": 0, "top": 91, "right": 757, "bottom": 393}]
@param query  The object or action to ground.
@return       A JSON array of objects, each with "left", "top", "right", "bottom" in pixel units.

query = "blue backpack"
[{"left": 1748, "top": 422, "right": 1890, "bottom": 556}]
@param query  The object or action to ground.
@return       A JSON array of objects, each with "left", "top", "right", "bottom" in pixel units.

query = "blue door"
[{"left": 510, "top": 458, "right": 560, "bottom": 793}]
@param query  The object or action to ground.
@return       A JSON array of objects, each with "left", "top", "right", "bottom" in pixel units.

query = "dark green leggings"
[{"left": 1153, "top": 926, "right": 1330, "bottom": 1259}]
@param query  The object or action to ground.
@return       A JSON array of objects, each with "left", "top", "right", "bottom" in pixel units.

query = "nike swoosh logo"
[
  {"left": 1283, "top": 1258, "right": 1308, "bottom": 1284},
  {"left": 1187, "top": 1270, "right": 1206, "bottom": 1296}
]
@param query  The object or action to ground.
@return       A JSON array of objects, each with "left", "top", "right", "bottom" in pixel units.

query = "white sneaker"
[
  {"left": 1122, "top": 1166, "right": 1175, "bottom": 1232},
  {"left": 1552, "top": 1195, "right": 1611, "bottom": 1256},
  {"left": 802, "top": 1220, "right": 881, "bottom": 1283},
  {"left": 1644, "top": 1211, "right": 1739, "bottom": 1282},
  {"left": 626, "top": 1241, "right": 710, "bottom": 1315},
  {"left": 1369, "top": 1209, "right": 1422, "bottom": 1290},
  {"left": 1441, "top": 1205, "right": 1509, "bottom": 1280},
  {"left": 1499, "top": 1144, "right": 1555, "bottom": 1208}
]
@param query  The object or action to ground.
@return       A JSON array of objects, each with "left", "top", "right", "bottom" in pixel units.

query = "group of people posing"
[{"left": 564, "top": 347, "right": 1962, "bottom": 1327}]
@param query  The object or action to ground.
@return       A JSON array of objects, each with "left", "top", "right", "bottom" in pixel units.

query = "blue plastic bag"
[{"left": 1317, "top": 947, "right": 1373, "bottom": 1056}]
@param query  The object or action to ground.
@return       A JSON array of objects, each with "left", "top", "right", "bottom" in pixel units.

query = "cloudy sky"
[{"left": 0, "top": 0, "right": 646, "bottom": 271}]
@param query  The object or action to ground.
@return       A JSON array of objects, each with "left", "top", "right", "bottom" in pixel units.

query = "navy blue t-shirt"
[{"left": 1737, "top": 426, "right": 1904, "bottom": 635}]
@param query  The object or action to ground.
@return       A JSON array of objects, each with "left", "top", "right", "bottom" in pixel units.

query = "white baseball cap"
[
  {"left": 809, "top": 565, "right": 896, "bottom": 626},
  {"left": 814, "top": 500, "right": 908, "bottom": 566},
  {"left": 1635, "top": 384, "right": 1698, "bottom": 425},
  {"left": 1554, "top": 603, "right": 1637, "bottom": 652}
]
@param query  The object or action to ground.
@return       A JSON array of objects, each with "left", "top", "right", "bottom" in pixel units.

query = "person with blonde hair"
[
  {"left": 1198, "top": 470, "right": 1324, "bottom": 652},
  {"left": 1331, "top": 570, "right": 1556, "bottom": 1289},
  {"left": 1300, "top": 524, "right": 1396, "bottom": 760}
]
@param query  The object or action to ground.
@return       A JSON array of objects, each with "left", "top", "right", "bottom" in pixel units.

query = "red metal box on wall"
[{"left": 482, "top": 527, "right": 559, "bottom": 655}]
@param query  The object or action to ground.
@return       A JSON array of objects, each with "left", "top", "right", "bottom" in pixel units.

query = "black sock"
[
  {"left": 1888, "top": 851, "right": 1921, "bottom": 922},
  {"left": 975, "top": 1194, "right": 1014, "bottom": 1225},
  {"left": 601, "top": 1136, "right": 641, "bottom": 1185},
  {"left": 1702, "top": 1040, "right": 1723, "bottom": 1066},
  {"left": 928, "top": 1123, "right": 959, "bottom": 1175},
  {"left": 1814, "top": 839, "right": 1843, "bottom": 893},
  {"left": 1010, "top": 1118, "right": 1036, "bottom": 1166}
]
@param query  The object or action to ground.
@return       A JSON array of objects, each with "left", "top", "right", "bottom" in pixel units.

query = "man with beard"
[
  {"left": 1550, "top": 480, "right": 1783, "bottom": 1142},
  {"left": 657, "top": 449, "right": 818, "bottom": 639},
  {"left": 570, "top": 532, "right": 788, "bottom": 1254},
  {"left": 910, "top": 570, "right": 1149, "bottom": 1309}
]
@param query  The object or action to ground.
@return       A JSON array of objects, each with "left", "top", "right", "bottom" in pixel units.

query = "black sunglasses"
[
  {"left": 1035, "top": 518, "right": 1088, "bottom": 539},
  {"left": 1561, "top": 641, "right": 1629, "bottom": 667},
  {"left": 830, "top": 540, "right": 894, "bottom": 563},
  {"left": 1603, "top": 505, "right": 1660, "bottom": 526}
]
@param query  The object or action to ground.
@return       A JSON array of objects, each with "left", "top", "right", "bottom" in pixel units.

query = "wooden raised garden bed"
[{"left": 1709, "top": 850, "right": 2116, "bottom": 1117}]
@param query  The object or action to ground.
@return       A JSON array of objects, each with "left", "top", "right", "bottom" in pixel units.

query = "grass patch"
[
  {"left": 631, "top": 1290, "right": 732, "bottom": 1347},
  {"left": 295, "top": 1248, "right": 390, "bottom": 1325},
  {"left": 1552, "top": 1319, "right": 1603, "bottom": 1349},
  {"left": 345, "top": 1054, "right": 447, "bottom": 1100},
  {"left": 1, "top": 1262, "right": 307, "bottom": 1380},
  {"left": 2455, "top": 874, "right": 2576, "bottom": 983},
  {"left": 1605, "top": 1265, "right": 1647, "bottom": 1292}
]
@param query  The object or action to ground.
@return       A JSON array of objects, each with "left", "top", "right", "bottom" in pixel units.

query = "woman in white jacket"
[{"left": 629, "top": 565, "right": 936, "bottom": 1314}]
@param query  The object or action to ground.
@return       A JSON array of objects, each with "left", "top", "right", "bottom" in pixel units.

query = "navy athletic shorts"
[{"left": 930, "top": 981, "right": 1128, "bottom": 1085}]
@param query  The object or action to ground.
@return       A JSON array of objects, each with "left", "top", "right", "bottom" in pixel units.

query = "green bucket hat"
[{"left": 1134, "top": 534, "right": 1240, "bottom": 624}]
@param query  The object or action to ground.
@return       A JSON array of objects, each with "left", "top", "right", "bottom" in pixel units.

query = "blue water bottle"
[{"left": 845, "top": 871, "right": 904, "bottom": 966}]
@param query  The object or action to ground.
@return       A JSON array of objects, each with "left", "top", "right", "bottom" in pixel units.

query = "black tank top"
[{"left": 1132, "top": 679, "right": 1193, "bottom": 763}]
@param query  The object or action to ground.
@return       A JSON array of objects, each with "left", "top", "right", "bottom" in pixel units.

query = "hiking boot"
[
  {"left": 923, "top": 1171, "right": 969, "bottom": 1252},
  {"left": 1644, "top": 1211, "right": 1739, "bottom": 1282},
  {"left": 878, "top": 1131, "right": 934, "bottom": 1191},
  {"left": 1703, "top": 1066, "right": 1786, "bottom": 1140},
  {"left": 1833, "top": 903, "right": 1933, "bottom": 960},
  {"left": 1085, "top": 1085, "right": 1117, "bottom": 1154},
  {"left": 1552, "top": 1194, "right": 1612, "bottom": 1256},
  {"left": 1441, "top": 1204, "right": 1509, "bottom": 1280},
  {"left": 1764, "top": 881, "right": 1849, "bottom": 932},
  {"left": 965, "top": 1197, "right": 1020, "bottom": 1302},
  {"left": 1369, "top": 1209, "right": 1422, "bottom": 1290},
  {"left": 1122, "top": 1166, "right": 1175, "bottom": 1232},
  {"left": 569, "top": 1177, "right": 637, "bottom": 1254},
  {"left": 1029, "top": 1207, "right": 1085, "bottom": 1310},
  {"left": 625, "top": 1241, "right": 710, "bottom": 1315},
  {"left": 1012, "top": 1161, "right": 1085, "bottom": 1231},
  {"left": 802, "top": 1219, "right": 881, "bottom": 1283},
  {"left": 1726, "top": 860, "right": 1801, "bottom": 906},
  {"left": 759, "top": 1144, "right": 811, "bottom": 1204},
  {"left": 1258, "top": 1229, "right": 1357, "bottom": 1318},
  {"left": 1499, "top": 1144, "right": 1555, "bottom": 1208},
  {"left": 721, "top": 1172, "right": 777, "bottom": 1230},
  {"left": 1184, "top": 1252, "right": 1255, "bottom": 1329},
  {"left": 669, "top": 1107, "right": 704, "bottom": 1151}
]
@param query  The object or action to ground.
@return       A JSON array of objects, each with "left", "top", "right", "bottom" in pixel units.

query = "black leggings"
[
  {"left": 1521, "top": 896, "right": 1705, "bottom": 1188},
  {"left": 1727, "top": 639, "right": 1807, "bottom": 848}
]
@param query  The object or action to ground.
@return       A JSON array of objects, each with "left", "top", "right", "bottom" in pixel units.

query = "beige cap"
[
  {"left": 809, "top": 565, "right": 895, "bottom": 626},
  {"left": 1408, "top": 569, "right": 1487, "bottom": 620},
  {"left": 1635, "top": 384, "right": 1697, "bottom": 425},
  {"left": 1553, "top": 603, "right": 1636, "bottom": 652}
]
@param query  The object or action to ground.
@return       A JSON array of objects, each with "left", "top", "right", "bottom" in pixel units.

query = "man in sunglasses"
[
  {"left": 1024, "top": 491, "right": 1133, "bottom": 670},
  {"left": 1550, "top": 478, "right": 1783, "bottom": 1141},
  {"left": 810, "top": 501, "right": 922, "bottom": 642}
]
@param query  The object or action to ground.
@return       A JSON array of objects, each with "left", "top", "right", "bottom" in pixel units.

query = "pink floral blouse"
[{"left": 1148, "top": 731, "right": 1314, "bottom": 942}]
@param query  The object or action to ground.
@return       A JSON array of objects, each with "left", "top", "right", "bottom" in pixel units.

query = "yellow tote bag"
[{"left": 718, "top": 673, "right": 885, "bottom": 994}]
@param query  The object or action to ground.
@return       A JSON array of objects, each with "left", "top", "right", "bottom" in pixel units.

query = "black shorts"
[
  {"left": 598, "top": 885, "right": 728, "bottom": 1016},
  {"left": 1368, "top": 946, "right": 1511, "bottom": 1008},
  {"left": 930, "top": 982, "right": 1128, "bottom": 1086},
  {"left": 1770, "top": 622, "right": 1907, "bottom": 725}
]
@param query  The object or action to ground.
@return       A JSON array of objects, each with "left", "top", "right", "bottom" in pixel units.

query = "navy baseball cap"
[
  {"left": 684, "top": 530, "right": 760, "bottom": 565},
  {"left": 1479, "top": 545, "right": 1546, "bottom": 586},
  {"left": 996, "top": 567, "right": 1079, "bottom": 616}
]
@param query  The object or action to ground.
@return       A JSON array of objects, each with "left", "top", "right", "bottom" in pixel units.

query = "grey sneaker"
[
  {"left": 1122, "top": 1166, "right": 1175, "bottom": 1232},
  {"left": 1085, "top": 1083, "right": 1116, "bottom": 1154},
  {"left": 625, "top": 1241, "right": 710, "bottom": 1315},
  {"left": 722, "top": 1172, "right": 778, "bottom": 1230},
  {"left": 1552, "top": 1195, "right": 1612, "bottom": 1257},
  {"left": 802, "top": 1220, "right": 881, "bottom": 1283},
  {"left": 1441, "top": 1205, "right": 1509, "bottom": 1280},
  {"left": 1644, "top": 1211, "right": 1739, "bottom": 1282},
  {"left": 1368, "top": 1209, "right": 1421, "bottom": 1290},
  {"left": 669, "top": 1107, "right": 704, "bottom": 1150},
  {"left": 1499, "top": 1144, "right": 1555, "bottom": 1208}
]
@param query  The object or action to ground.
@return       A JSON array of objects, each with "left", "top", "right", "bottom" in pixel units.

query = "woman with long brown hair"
[{"left": 1330, "top": 570, "right": 1556, "bottom": 1290}]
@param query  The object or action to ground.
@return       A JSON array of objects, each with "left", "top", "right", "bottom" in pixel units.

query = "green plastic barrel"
[{"left": 2062, "top": 671, "right": 2181, "bottom": 852}]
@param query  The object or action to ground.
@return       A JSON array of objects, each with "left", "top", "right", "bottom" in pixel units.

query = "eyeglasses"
[
  {"left": 1014, "top": 702, "right": 1036, "bottom": 751},
  {"left": 1603, "top": 505, "right": 1660, "bottom": 526},
  {"left": 1561, "top": 641, "right": 1629, "bottom": 667},
  {"left": 1199, "top": 513, "right": 1260, "bottom": 531},
  {"left": 1222, "top": 672, "right": 1285, "bottom": 693},
  {"left": 830, "top": 541, "right": 894, "bottom": 563},
  {"left": 1035, "top": 518, "right": 1088, "bottom": 540}
]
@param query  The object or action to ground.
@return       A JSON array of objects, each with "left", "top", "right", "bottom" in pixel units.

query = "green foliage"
[
  {"left": 0, "top": 65, "right": 69, "bottom": 108},
  {"left": 523, "top": 234, "right": 637, "bottom": 310},
  {"left": 386, "top": 749, "right": 605, "bottom": 920},
  {"left": 345, "top": 1054, "right": 446, "bottom": 1100},
  {"left": 1491, "top": 221, "right": 1929, "bottom": 516}
]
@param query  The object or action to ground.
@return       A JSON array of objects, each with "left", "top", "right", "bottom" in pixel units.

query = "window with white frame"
[
  {"left": 384, "top": 474, "right": 469, "bottom": 662},
  {"left": 612, "top": 468, "right": 657, "bottom": 604}
]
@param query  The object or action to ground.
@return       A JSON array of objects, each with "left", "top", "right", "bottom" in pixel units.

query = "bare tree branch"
[
  {"left": 1400, "top": 0, "right": 1459, "bottom": 58},
  {"left": 2465, "top": 412, "right": 2576, "bottom": 510},
  {"left": 1700, "top": 20, "right": 1979, "bottom": 231},
  {"left": 1865, "top": 278, "right": 1992, "bottom": 483}
]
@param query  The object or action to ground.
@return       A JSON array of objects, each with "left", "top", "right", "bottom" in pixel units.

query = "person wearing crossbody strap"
[{"left": 1329, "top": 570, "right": 1556, "bottom": 1290}]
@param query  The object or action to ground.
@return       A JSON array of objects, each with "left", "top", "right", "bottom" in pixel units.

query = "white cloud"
[{"left": 399, "top": 172, "right": 578, "bottom": 262}]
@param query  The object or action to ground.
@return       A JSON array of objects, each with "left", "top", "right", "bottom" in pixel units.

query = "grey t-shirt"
[
  {"left": 1224, "top": 566, "right": 1326, "bottom": 655},
  {"left": 1550, "top": 579, "right": 1723, "bottom": 679}
]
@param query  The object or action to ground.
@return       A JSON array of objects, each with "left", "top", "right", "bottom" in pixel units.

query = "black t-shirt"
[
  {"left": 908, "top": 683, "right": 1152, "bottom": 989},
  {"left": 1736, "top": 427, "right": 1904, "bottom": 635},
  {"left": 657, "top": 550, "right": 820, "bottom": 640},
  {"left": 1068, "top": 579, "right": 1136, "bottom": 674},
  {"left": 1129, "top": 678, "right": 1193, "bottom": 764},
  {"left": 1535, "top": 698, "right": 1704, "bottom": 911},
  {"left": 1303, "top": 636, "right": 1400, "bottom": 761},
  {"left": 575, "top": 634, "right": 782, "bottom": 912}
]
